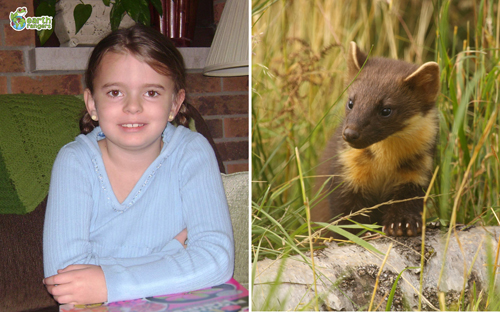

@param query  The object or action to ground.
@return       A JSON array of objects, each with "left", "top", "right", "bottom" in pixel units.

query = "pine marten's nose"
[{"left": 343, "top": 127, "right": 360, "bottom": 142}]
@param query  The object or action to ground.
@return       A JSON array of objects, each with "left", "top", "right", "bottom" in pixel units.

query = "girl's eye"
[
  {"left": 146, "top": 90, "right": 159, "bottom": 97},
  {"left": 108, "top": 90, "right": 122, "bottom": 97},
  {"left": 347, "top": 99, "right": 354, "bottom": 110},
  {"left": 381, "top": 107, "right": 392, "bottom": 117}
]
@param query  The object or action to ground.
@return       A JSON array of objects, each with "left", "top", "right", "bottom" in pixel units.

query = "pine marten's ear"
[
  {"left": 347, "top": 41, "right": 367, "bottom": 80},
  {"left": 403, "top": 62, "right": 440, "bottom": 102}
]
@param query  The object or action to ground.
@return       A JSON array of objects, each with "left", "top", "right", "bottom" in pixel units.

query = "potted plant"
[{"left": 35, "top": 0, "right": 162, "bottom": 46}]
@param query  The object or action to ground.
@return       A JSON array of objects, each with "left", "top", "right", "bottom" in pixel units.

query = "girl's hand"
[
  {"left": 43, "top": 264, "right": 107, "bottom": 305},
  {"left": 174, "top": 228, "right": 188, "bottom": 248}
]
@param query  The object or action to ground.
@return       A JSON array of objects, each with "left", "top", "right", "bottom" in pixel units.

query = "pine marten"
[{"left": 311, "top": 42, "right": 439, "bottom": 237}]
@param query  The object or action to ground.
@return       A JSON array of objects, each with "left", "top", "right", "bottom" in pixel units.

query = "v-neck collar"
[{"left": 78, "top": 125, "right": 175, "bottom": 212}]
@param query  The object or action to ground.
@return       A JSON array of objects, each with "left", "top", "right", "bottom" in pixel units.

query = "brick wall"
[{"left": 0, "top": 0, "right": 248, "bottom": 174}]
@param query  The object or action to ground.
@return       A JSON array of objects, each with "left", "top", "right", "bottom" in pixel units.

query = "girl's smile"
[{"left": 119, "top": 123, "right": 147, "bottom": 133}]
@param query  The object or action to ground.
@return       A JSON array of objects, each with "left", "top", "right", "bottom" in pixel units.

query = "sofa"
[{"left": 0, "top": 94, "right": 248, "bottom": 312}]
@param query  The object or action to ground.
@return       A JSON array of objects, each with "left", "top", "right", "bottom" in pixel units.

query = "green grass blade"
[{"left": 316, "top": 222, "right": 384, "bottom": 255}]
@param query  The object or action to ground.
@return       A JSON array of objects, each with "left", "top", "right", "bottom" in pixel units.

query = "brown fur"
[{"left": 311, "top": 42, "right": 439, "bottom": 237}]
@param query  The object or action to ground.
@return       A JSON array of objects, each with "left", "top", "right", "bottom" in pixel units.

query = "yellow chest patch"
[{"left": 338, "top": 110, "right": 437, "bottom": 195}]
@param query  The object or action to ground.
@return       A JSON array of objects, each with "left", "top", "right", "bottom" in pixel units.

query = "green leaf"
[
  {"left": 38, "top": 29, "right": 54, "bottom": 46},
  {"left": 36, "top": 1, "right": 56, "bottom": 46},
  {"left": 110, "top": 1, "right": 126, "bottom": 30},
  {"left": 102, "top": 0, "right": 111, "bottom": 6},
  {"left": 73, "top": 3, "right": 92, "bottom": 34},
  {"left": 122, "top": 0, "right": 150, "bottom": 26},
  {"left": 35, "top": 1, "right": 56, "bottom": 18},
  {"left": 149, "top": 0, "right": 163, "bottom": 17},
  {"left": 137, "top": 10, "right": 151, "bottom": 26}
]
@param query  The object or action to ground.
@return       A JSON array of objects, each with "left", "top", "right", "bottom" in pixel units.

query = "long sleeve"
[
  {"left": 101, "top": 135, "right": 234, "bottom": 302},
  {"left": 43, "top": 144, "right": 97, "bottom": 277}
]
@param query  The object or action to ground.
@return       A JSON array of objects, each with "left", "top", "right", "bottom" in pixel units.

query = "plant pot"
[
  {"left": 151, "top": 0, "right": 200, "bottom": 47},
  {"left": 54, "top": 0, "right": 135, "bottom": 47}
]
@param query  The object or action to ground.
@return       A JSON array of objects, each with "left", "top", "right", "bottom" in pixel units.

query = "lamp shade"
[{"left": 203, "top": 0, "right": 249, "bottom": 76}]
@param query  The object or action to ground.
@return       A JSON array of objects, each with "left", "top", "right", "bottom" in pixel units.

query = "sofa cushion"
[{"left": 221, "top": 171, "right": 249, "bottom": 288}]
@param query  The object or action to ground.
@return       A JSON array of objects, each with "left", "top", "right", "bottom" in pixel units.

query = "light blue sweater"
[{"left": 43, "top": 124, "right": 234, "bottom": 302}]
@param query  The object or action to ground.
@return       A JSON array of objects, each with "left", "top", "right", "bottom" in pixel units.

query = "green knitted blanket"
[{"left": 0, "top": 94, "right": 84, "bottom": 214}]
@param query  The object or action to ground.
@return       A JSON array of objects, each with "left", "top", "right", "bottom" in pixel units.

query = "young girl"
[{"left": 43, "top": 24, "right": 234, "bottom": 305}]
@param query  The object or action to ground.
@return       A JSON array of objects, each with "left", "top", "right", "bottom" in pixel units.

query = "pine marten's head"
[{"left": 342, "top": 42, "right": 440, "bottom": 149}]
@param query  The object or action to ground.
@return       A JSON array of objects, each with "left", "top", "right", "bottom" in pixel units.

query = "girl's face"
[{"left": 84, "top": 52, "right": 185, "bottom": 152}]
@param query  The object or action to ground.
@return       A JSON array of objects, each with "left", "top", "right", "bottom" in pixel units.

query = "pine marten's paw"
[{"left": 382, "top": 211, "right": 422, "bottom": 237}]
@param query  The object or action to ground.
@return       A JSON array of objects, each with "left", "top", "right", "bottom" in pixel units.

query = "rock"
[{"left": 252, "top": 226, "right": 500, "bottom": 311}]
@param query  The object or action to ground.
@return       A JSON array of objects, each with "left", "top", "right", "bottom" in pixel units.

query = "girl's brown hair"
[{"left": 80, "top": 24, "right": 191, "bottom": 134}]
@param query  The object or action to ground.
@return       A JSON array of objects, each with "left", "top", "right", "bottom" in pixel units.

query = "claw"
[
  {"left": 405, "top": 223, "right": 412, "bottom": 236},
  {"left": 394, "top": 223, "right": 402, "bottom": 236}
]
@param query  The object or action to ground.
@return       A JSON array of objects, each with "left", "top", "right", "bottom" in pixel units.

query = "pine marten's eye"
[
  {"left": 347, "top": 99, "right": 354, "bottom": 110},
  {"left": 381, "top": 108, "right": 392, "bottom": 117}
]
